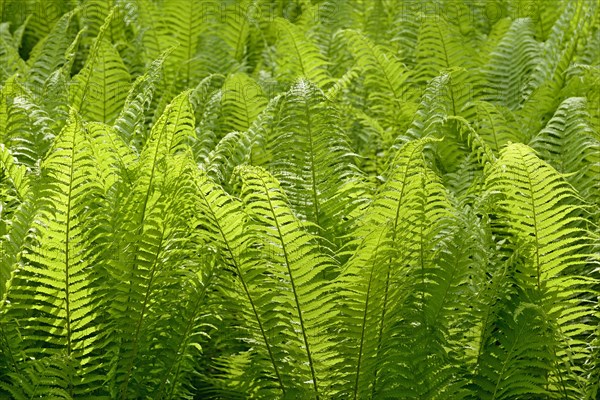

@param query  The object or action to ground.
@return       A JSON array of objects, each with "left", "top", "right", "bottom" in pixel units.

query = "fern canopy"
[{"left": 0, "top": 0, "right": 598, "bottom": 399}]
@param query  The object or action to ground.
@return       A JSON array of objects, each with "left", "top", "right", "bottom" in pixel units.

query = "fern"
[
  {"left": 342, "top": 29, "right": 415, "bottom": 133},
  {"left": 70, "top": 36, "right": 131, "bottom": 124},
  {"left": 220, "top": 72, "right": 268, "bottom": 134},
  {"left": 273, "top": 17, "right": 332, "bottom": 88},
  {"left": 480, "top": 143, "right": 597, "bottom": 398},
  {"left": 258, "top": 79, "right": 364, "bottom": 242},
  {"left": 162, "top": 0, "right": 206, "bottom": 90},
  {"left": 530, "top": 97, "right": 600, "bottom": 209},
  {"left": 105, "top": 91, "right": 196, "bottom": 398},
  {"left": 113, "top": 48, "right": 172, "bottom": 147},
  {"left": 483, "top": 18, "right": 541, "bottom": 110},
  {"left": 338, "top": 138, "right": 452, "bottom": 398},
  {"left": 1, "top": 113, "right": 108, "bottom": 397},
  {"left": 1, "top": 1, "right": 598, "bottom": 398},
  {"left": 25, "top": 8, "right": 77, "bottom": 93},
  {"left": 414, "top": 16, "right": 477, "bottom": 85},
  {"left": 234, "top": 165, "right": 339, "bottom": 398}
]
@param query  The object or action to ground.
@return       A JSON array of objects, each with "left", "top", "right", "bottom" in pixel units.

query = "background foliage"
[{"left": 0, "top": 0, "right": 599, "bottom": 399}]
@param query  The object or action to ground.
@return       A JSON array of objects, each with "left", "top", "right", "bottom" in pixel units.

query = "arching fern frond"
[
  {"left": 113, "top": 48, "right": 172, "bottom": 147},
  {"left": 273, "top": 17, "right": 331, "bottom": 88},
  {"left": 414, "top": 16, "right": 477, "bottom": 85},
  {"left": 220, "top": 73, "right": 267, "bottom": 134},
  {"left": 338, "top": 137, "right": 453, "bottom": 398},
  {"left": 481, "top": 143, "right": 597, "bottom": 398},
  {"left": 262, "top": 79, "right": 364, "bottom": 241},
  {"left": 0, "top": 88, "right": 56, "bottom": 167},
  {"left": 461, "top": 100, "right": 522, "bottom": 153},
  {"left": 342, "top": 29, "right": 414, "bottom": 132},
  {"left": 191, "top": 168, "right": 289, "bottom": 398},
  {"left": 0, "top": 21, "right": 26, "bottom": 83},
  {"left": 235, "top": 165, "right": 340, "bottom": 398},
  {"left": 104, "top": 91, "right": 196, "bottom": 398},
  {"left": 508, "top": 0, "right": 567, "bottom": 41},
  {"left": 69, "top": 37, "right": 131, "bottom": 124},
  {"left": 530, "top": 97, "right": 600, "bottom": 209},
  {"left": 1, "top": 113, "right": 108, "bottom": 398},
  {"left": 162, "top": 0, "right": 205, "bottom": 90},
  {"left": 217, "top": 0, "right": 253, "bottom": 67},
  {"left": 483, "top": 18, "right": 540, "bottom": 110},
  {"left": 474, "top": 297, "right": 556, "bottom": 400},
  {"left": 0, "top": 144, "right": 30, "bottom": 202},
  {"left": 25, "top": 8, "right": 78, "bottom": 93},
  {"left": 0, "top": 144, "right": 32, "bottom": 298}
]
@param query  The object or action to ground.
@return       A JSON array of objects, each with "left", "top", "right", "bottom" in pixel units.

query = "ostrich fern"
[{"left": 1, "top": 0, "right": 599, "bottom": 399}]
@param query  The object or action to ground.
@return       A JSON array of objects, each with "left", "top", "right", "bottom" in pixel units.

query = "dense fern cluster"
[{"left": 0, "top": 0, "right": 599, "bottom": 398}]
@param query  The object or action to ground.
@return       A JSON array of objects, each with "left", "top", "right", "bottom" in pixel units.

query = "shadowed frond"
[
  {"left": 483, "top": 18, "right": 540, "bottom": 110},
  {"left": 113, "top": 48, "right": 172, "bottom": 147},
  {"left": 414, "top": 16, "right": 477, "bottom": 85},
  {"left": 342, "top": 29, "right": 414, "bottom": 132},
  {"left": 480, "top": 143, "right": 597, "bottom": 398},
  {"left": 220, "top": 73, "right": 268, "bottom": 134},
  {"left": 162, "top": 0, "right": 207, "bottom": 89},
  {"left": 530, "top": 97, "right": 600, "bottom": 208},
  {"left": 25, "top": 9, "right": 77, "bottom": 93},
  {"left": 261, "top": 79, "right": 365, "bottom": 241}
]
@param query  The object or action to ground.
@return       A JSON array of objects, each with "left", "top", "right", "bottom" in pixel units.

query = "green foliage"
[{"left": 0, "top": 0, "right": 598, "bottom": 399}]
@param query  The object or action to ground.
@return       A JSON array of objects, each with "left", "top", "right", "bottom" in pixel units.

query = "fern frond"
[
  {"left": 342, "top": 29, "right": 414, "bottom": 132},
  {"left": 220, "top": 73, "right": 267, "bottom": 134},
  {"left": 105, "top": 91, "right": 196, "bottom": 398},
  {"left": 205, "top": 130, "right": 253, "bottom": 185},
  {"left": 339, "top": 138, "right": 452, "bottom": 398},
  {"left": 0, "top": 144, "right": 30, "bottom": 202},
  {"left": 509, "top": 0, "right": 567, "bottom": 41},
  {"left": 14, "top": 0, "right": 73, "bottom": 55},
  {"left": 79, "top": 0, "right": 127, "bottom": 49},
  {"left": 25, "top": 9, "right": 77, "bottom": 93},
  {"left": 69, "top": 37, "right": 131, "bottom": 124},
  {"left": 273, "top": 17, "right": 331, "bottom": 88},
  {"left": 530, "top": 97, "right": 600, "bottom": 208},
  {"left": 483, "top": 143, "right": 597, "bottom": 397},
  {"left": 33, "top": 27, "right": 84, "bottom": 134},
  {"left": 519, "top": 1, "right": 596, "bottom": 138},
  {"left": 124, "top": 0, "right": 168, "bottom": 64},
  {"left": 217, "top": 0, "right": 254, "bottom": 67},
  {"left": 162, "top": 0, "right": 206, "bottom": 90},
  {"left": 1, "top": 354, "right": 74, "bottom": 400},
  {"left": 262, "top": 79, "right": 364, "bottom": 241},
  {"left": 0, "top": 22, "right": 26, "bottom": 82},
  {"left": 202, "top": 92, "right": 284, "bottom": 186},
  {"left": 1, "top": 113, "right": 108, "bottom": 398},
  {"left": 191, "top": 168, "right": 290, "bottom": 397},
  {"left": 414, "top": 16, "right": 477, "bottom": 85},
  {"left": 0, "top": 144, "right": 32, "bottom": 297},
  {"left": 0, "top": 86, "right": 56, "bottom": 167},
  {"left": 113, "top": 48, "right": 172, "bottom": 147},
  {"left": 483, "top": 18, "right": 541, "bottom": 110},
  {"left": 86, "top": 122, "right": 136, "bottom": 189},
  {"left": 474, "top": 298, "right": 555, "bottom": 400},
  {"left": 461, "top": 100, "right": 522, "bottom": 153},
  {"left": 397, "top": 72, "right": 453, "bottom": 144},
  {"left": 236, "top": 165, "right": 340, "bottom": 398},
  {"left": 304, "top": 0, "right": 356, "bottom": 78}
]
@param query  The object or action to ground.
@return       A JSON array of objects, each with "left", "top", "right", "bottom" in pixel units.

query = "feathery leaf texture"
[{"left": 0, "top": 1, "right": 598, "bottom": 398}]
